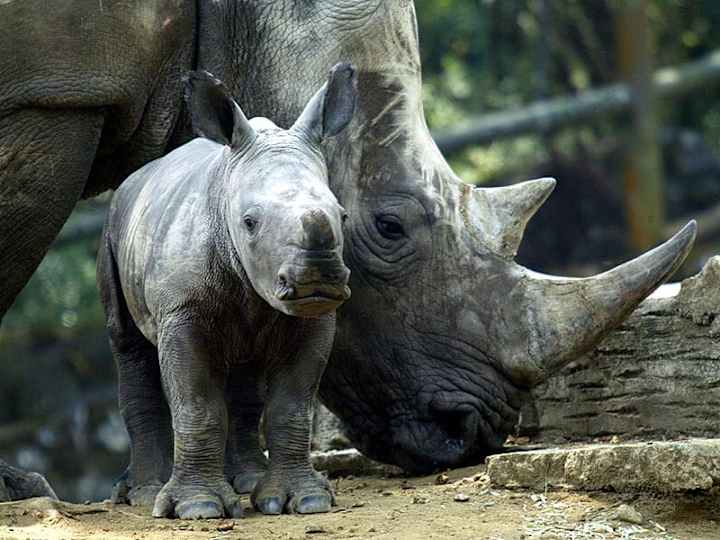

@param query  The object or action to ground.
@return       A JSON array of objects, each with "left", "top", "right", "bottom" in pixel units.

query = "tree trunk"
[
  {"left": 616, "top": 0, "right": 665, "bottom": 250},
  {"left": 523, "top": 256, "right": 720, "bottom": 442}
]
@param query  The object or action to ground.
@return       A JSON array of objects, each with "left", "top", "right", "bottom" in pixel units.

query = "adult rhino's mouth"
[
  {"left": 331, "top": 342, "right": 519, "bottom": 474},
  {"left": 385, "top": 408, "right": 506, "bottom": 474}
]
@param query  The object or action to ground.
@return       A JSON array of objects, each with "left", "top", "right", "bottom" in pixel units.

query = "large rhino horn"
[
  {"left": 498, "top": 221, "right": 697, "bottom": 385},
  {"left": 472, "top": 178, "right": 556, "bottom": 259}
]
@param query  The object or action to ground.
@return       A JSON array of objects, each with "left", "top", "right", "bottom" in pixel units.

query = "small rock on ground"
[{"left": 613, "top": 504, "right": 643, "bottom": 525}]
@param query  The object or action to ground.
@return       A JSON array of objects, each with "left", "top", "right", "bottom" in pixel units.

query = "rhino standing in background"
[
  {"left": 201, "top": 1, "right": 696, "bottom": 475},
  {"left": 0, "top": 0, "right": 696, "bottom": 500}
]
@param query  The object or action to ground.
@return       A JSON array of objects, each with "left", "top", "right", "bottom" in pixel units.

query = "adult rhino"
[
  {"left": 0, "top": 0, "right": 695, "bottom": 500},
  {"left": 200, "top": 1, "right": 695, "bottom": 476},
  {"left": 0, "top": 0, "right": 195, "bottom": 500}
]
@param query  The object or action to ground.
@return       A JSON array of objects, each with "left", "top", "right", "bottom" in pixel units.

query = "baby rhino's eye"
[{"left": 243, "top": 216, "right": 257, "bottom": 233}]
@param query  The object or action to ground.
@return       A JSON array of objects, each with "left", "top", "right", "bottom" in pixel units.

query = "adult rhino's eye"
[
  {"left": 243, "top": 216, "right": 258, "bottom": 233},
  {"left": 375, "top": 216, "right": 405, "bottom": 239}
]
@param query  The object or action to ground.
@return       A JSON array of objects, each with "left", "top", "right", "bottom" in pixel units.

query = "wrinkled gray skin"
[
  {"left": 97, "top": 65, "right": 357, "bottom": 520},
  {"left": 0, "top": 1, "right": 697, "bottom": 499}
]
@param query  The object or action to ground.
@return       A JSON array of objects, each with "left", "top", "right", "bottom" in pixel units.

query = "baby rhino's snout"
[
  {"left": 274, "top": 207, "right": 350, "bottom": 316},
  {"left": 300, "top": 208, "right": 336, "bottom": 251}
]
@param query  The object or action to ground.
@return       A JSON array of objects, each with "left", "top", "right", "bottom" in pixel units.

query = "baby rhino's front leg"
[
  {"left": 252, "top": 314, "right": 336, "bottom": 515},
  {"left": 152, "top": 317, "right": 243, "bottom": 520}
]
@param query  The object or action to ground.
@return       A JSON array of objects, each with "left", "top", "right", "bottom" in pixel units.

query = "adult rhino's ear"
[
  {"left": 293, "top": 63, "right": 357, "bottom": 143},
  {"left": 183, "top": 71, "right": 256, "bottom": 148}
]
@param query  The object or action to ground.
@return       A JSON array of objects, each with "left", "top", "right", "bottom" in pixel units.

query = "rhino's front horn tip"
[
  {"left": 675, "top": 219, "right": 697, "bottom": 246},
  {"left": 661, "top": 219, "right": 697, "bottom": 275},
  {"left": 534, "top": 176, "right": 557, "bottom": 190},
  {"left": 517, "top": 219, "right": 696, "bottom": 383},
  {"left": 526, "top": 176, "right": 557, "bottom": 203}
]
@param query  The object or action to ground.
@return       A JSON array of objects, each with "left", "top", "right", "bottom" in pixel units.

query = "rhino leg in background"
[
  {"left": 225, "top": 370, "right": 268, "bottom": 494},
  {"left": 0, "top": 108, "right": 105, "bottom": 497},
  {"left": 0, "top": 459, "right": 57, "bottom": 502},
  {"left": 97, "top": 239, "right": 173, "bottom": 507},
  {"left": 0, "top": 108, "right": 104, "bottom": 320},
  {"left": 0, "top": 0, "right": 192, "bottom": 318},
  {"left": 252, "top": 315, "right": 335, "bottom": 515},
  {"left": 151, "top": 317, "right": 242, "bottom": 520}
]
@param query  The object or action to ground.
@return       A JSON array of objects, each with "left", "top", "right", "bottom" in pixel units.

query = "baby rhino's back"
[{"left": 105, "top": 138, "right": 224, "bottom": 344}]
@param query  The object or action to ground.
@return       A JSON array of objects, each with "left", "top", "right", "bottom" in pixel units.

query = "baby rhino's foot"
[
  {"left": 152, "top": 477, "right": 243, "bottom": 520},
  {"left": 251, "top": 468, "right": 334, "bottom": 515},
  {"left": 232, "top": 470, "right": 266, "bottom": 495},
  {"left": 226, "top": 449, "right": 269, "bottom": 494},
  {"left": 111, "top": 473, "right": 163, "bottom": 506}
]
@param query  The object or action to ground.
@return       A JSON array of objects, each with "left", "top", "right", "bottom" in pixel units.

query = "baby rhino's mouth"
[
  {"left": 274, "top": 280, "right": 351, "bottom": 317},
  {"left": 278, "top": 285, "right": 350, "bottom": 304},
  {"left": 274, "top": 255, "right": 351, "bottom": 316},
  {"left": 276, "top": 283, "right": 351, "bottom": 303}
]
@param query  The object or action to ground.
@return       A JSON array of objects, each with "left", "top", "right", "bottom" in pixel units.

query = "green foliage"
[
  {"left": 417, "top": 0, "right": 720, "bottom": 183},
  {"left": 0, "top": 209, "right": 104, "bottom": 347}
]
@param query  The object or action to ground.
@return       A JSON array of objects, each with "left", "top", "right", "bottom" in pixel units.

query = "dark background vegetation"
[{"left": 2, "top": 0, "right": 720, "bottom": 502}]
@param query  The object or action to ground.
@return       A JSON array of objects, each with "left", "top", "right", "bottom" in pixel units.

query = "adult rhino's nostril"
[
  {"left": 300, "top": 209, "right": 336, "bottom": 250},
  {"left": 429, "top": 404, "right": 475, "bottom": 451}
]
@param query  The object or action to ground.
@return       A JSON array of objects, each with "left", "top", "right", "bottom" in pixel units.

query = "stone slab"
[
  {"left": 487, "top": 438, "right": 720, "bottom": 493},
  {"left": 311, "top": 449, "right": 404, "bottom": 478}
]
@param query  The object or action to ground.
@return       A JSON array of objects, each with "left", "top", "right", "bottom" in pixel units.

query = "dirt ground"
[{"left": 1, "top": 465, "right": 719, "bottom": 540}]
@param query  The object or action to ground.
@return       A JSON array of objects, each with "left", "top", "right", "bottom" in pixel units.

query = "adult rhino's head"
[
  {"left": 196, "top": 1, "right": 696, "bottom": 472},
  {"left": 183, "top": 64, "right": 357, "bottom": 318},
  {"left": 322, "top": 67, "right": 695, "bottom": 469},
  {"left": 326, "top": 156, "right": 694, "bottom": 471}
]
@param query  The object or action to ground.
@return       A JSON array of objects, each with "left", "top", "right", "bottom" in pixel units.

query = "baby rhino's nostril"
[{"left": 276, "top": 270, "right": 296, "bottom": 300}]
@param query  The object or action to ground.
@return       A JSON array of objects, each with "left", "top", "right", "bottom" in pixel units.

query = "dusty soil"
[{"left": 1, "top": 465, "right": 719, "bottom": 540}]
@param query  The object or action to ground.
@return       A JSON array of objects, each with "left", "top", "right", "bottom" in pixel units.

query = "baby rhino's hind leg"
[
  {"left": 225, "top": 369, "right": 268, "bottom": 494},
  {"left": 97, "top": 239, "right": 172, "bottom": 507}
]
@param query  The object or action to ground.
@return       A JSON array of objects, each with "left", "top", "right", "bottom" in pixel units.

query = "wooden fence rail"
[{"left": 433, "top": 50, "right": 720, "bottom": 154}]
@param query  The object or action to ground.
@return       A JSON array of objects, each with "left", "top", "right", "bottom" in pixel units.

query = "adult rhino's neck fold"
[
  {"left": 195, "top": 1, "right": 243, "bottom": 96},
  {"left": 197, "top": 1, "right": 421, "bottom": 128}
]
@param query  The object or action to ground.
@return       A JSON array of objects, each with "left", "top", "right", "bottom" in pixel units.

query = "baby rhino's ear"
[
  {"left": 292, "top": 63, "right": 358, "bottom": 143},
  {"left": 183, "top": 71, "right": 257, "bottom": 148}
]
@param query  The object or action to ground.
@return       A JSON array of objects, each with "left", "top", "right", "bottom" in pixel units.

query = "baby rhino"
[{"left": 97, "top": 64, "right": 357, "bottom": 519}]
